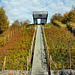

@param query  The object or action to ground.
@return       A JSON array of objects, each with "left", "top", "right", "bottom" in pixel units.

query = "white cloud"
[{"left": 0, "top": 0, "right": 75, "bottom": 25}]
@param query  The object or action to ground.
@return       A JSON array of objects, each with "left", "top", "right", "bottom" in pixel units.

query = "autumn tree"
[
  {"left": 0, "top": 7, "right": 9, "bottom": 33},
  {"left": 62, "top": 12, "right": 69, "bottom": 24},
  {"left": 68, "top": 8, "right": 75, "bottom": 23},
  {"left": 50, "top": 13, "right": 63, "bottom": 23},
  {"left": 50, "top": 6, "right": 75, "bottom": 24},
  {"left": 62, "top": 8, "right": 75, "bottom": 24},
  {"left": 21, "top": 20, "right": 30, "bottom": 28},
  {"left": 10, "top": 20, "right": 21, "bottom": 30},
  {"left": 12, "top": 20, "right": 21, "bottom": 26},
  {"left": 25, "top": 20, "right": 31, "bottom": 24}
]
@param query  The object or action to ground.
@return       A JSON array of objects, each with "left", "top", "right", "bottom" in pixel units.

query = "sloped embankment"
[
  {"left": 0, "top": 27, "right": 34, "bottom": 71},
  {"left": 44, "top": 26, "right": 75, "bottom": 70}
]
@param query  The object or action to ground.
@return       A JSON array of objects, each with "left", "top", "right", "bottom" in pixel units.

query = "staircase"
[{"left": 31, "top": 25, "right": 48, "bottom": 75}]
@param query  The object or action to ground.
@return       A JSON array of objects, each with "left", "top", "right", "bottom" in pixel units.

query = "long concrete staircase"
[{"left": 31, "top": 25, "right": 48, "bottom": 75}]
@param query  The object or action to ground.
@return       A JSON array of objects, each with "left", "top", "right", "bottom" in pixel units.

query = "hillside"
[
  {"left": 0, "top": 25, "right": 20, "bottom": 46},
  {"left": 0, "top": 26, "right": 34, "bottom": 71},
  {"left": 44, "top": 24, "right": 75, "bottom": 70}
]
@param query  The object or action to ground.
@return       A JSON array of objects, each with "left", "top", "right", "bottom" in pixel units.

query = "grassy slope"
[
  {"left": 0, "top": 27, "right": 34, "bottom": 70},
  {"left": 0, "top": 25, "right": 20, "bottom": 46},
  {"left": 44, "top": 24, "right": 75, "bottom": 70}
]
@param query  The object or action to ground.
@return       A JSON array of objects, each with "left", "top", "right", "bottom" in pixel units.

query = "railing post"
[
  {"left": 11, "top": 32, "right": 12, "bottom": 38},
  {"left": 27, "top": 56, "right": 28, "bottom": 72},
  {"left": 4, "top": 37, "right": 6, "bottom": 44},
  {"left": 29, "top": 51, "right": 31, "bottom": 63},
  {"left": 70, "top": 54, "right": 71, "bottom": 69},
  {"left": 8, "top": 34, "right": 9, "bottom": 41},
  {"left": 2, "top": 56, "right": 6, "bottom": 71},
  {"left": 17, "top": 28, "right": 18, "bottom": 31},
  {"left": 15, "top": 28, "right": 16, "bottom": 32},
  {"left": 50, "top": 55, "right": 51, "bottom": 70},
  {"left": 51, "top": 56, "right": 58, "bottom": 69},
  {"left": 30, "top": 30, "right": 36, "bottom": 55},
  {"left": 13, "top": 30, "right": 14, "bottom": 35}
]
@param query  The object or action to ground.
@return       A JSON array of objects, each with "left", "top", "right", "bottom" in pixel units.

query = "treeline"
[
  {"left": 50, "top": 6, "right": 75, "bottom": 24},
  {"left": 11, "top": 19, "right": 30, "bottom": 29},
  {"left": 0, "top": 7, "right": 30, "bottom": 34},
  {"left": 0, "top": 7, "right": 9, "bottom": 33}
]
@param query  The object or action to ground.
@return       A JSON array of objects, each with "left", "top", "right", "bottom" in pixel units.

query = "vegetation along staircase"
[{"left": 31, "top": 25, "right": 48, "bottom": 75}]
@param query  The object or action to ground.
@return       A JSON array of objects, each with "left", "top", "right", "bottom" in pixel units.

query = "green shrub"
[
  {"left": 53, "top": 20, "right": 67, "bottom": 28},
  {"left": 67, "top": 22, "right": 75, "bottom": 33}
]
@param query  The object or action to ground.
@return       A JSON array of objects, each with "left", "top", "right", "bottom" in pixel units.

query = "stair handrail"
[
  {"left": 27, "top": 25, "right": 37, "bottom": 74},
  {"left": 41, "top": 26, "right": 50, "bottom": 74}
]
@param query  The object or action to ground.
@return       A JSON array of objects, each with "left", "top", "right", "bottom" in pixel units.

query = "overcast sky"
[{"left": 0, "top": 0, "right": 75, "bottom": 25}]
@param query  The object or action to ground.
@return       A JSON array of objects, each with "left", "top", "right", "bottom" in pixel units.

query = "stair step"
[{"left": 31, "top": 25, "right": 48, "bottom": 75}]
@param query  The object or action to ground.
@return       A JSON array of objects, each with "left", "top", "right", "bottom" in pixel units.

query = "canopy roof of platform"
[{"left": 33, "top": 11, "right": 48, "bottom": 19}]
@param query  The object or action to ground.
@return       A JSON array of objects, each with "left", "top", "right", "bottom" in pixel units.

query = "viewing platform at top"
[{"left": 33, "top": 11, "right": 48, "bottom": 25}]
